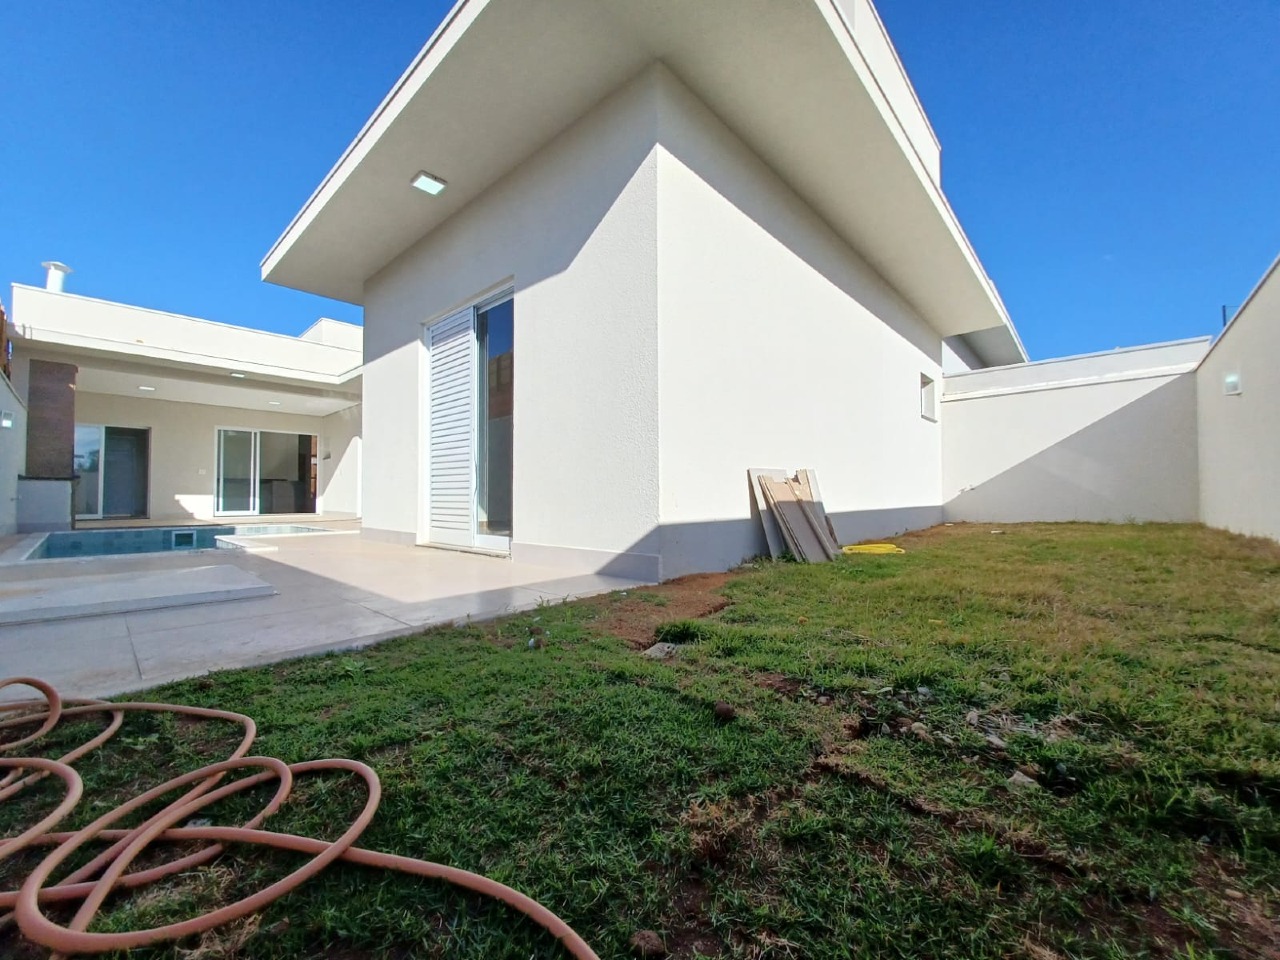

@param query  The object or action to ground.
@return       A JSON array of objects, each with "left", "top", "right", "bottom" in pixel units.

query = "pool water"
[{"left": 28, "top": 525, "right": 329, "bottom": 560}]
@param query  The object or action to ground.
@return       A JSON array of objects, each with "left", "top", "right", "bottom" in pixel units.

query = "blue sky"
[{"left": 2, "top": 2, "right": 1276, "bottom": 360}]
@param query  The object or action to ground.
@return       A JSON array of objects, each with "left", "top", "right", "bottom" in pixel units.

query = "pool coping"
[{"left": 0, "top": 527, "right": 359, "bottom": 567}]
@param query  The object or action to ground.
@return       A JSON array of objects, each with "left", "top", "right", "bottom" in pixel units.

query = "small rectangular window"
[{"left": 920, "top": 374, "right": 937, "bottom": 421}]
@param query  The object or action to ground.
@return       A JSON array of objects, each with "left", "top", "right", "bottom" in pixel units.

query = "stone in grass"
[
  {"left": 713, "top": 701, "right": 737, "bottom": 722},
  {"left": 630, "top": 930, "right": 667, "bottom": 957},
  {"left": 910, "top": 721, "right": 933, "bottom": 742},
  {"left": 642, "top": 641, "right": 681, "bottom": 660},
  {"left": 1007, "top": 770, "right": 1040, "bottom": 790},
  {"left": 985, "top": 733, "right": 1008, "bottom": 750}
]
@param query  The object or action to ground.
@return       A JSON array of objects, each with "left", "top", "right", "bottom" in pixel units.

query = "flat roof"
[{"left": 262, "top": 0, "right": 1024, "bottom": 358}]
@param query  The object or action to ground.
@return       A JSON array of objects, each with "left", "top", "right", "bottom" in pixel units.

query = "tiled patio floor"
[{"left": 0, "top": 531, "right": 647, "bottom": 698}]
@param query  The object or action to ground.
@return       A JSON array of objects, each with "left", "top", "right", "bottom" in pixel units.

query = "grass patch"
[{"left": 3, "top": 523, "right": 1279, "bottom": 958}]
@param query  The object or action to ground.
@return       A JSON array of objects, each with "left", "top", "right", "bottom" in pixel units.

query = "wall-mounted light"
[
  {"left": 410, "top": 170, "right": 447, "bottom": 196},
  {"left": 0, "top": 411, "right": 13, "bottom": 429},
  {"left": 1223, "top": 372, "right": 1242, "bottom": 396},
  {"left": 229, "top": 371, "right": 247, "bottom": 379},
  {"left": 268, "top": 400, "right": 282, "bottom": 406},
  {"left": 138, "top": 385, "right": 156, "bottom": 392}
]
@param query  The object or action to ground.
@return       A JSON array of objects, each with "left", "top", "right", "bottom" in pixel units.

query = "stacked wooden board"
[{"left": 750, "top": 469, "right": 840, "bottom": 563}]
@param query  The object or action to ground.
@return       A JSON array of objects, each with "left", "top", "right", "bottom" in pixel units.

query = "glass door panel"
[
  {"left": 476, "top": 295, "right": 513, "bottom": 546},
  {"left": 217, "top": 429, "right": 256, "bottom": 514},
  {"left": 257, "top": 431, "right": 317, "bottom": 515},
  {"left": 102, "top": 427, "right": 149, "bottom": 518},
  {"left": 74, "top": 424, "right": 104, "bottom": 519}
]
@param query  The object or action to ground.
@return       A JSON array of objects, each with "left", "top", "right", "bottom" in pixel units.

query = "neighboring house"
[
  {"left": 4, "top": 265, "right": 363, "bottom": 532},
  {"left": 261, "top": 0, "right": 1027, "bottom": 580}
]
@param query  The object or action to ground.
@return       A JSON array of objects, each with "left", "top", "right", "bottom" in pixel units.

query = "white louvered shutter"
[{"left": 428, "top": 309, "right": 476, "bottom": 546}]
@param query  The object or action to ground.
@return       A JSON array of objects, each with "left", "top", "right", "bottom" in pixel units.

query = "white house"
[
  {"left": 261, "top": 0, "right": 1026, "bottom": 581},
  {"left": 4, "top": 267, "right": 363, "bottom": 532},
  {"left": 4, "top": 0, "right": 1270, "bottom": 562}
]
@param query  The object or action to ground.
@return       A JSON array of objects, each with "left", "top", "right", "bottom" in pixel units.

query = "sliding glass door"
[
  {"left": 476, "top": 295, "right": 514, "bottom": 548},
  {"left": 216, "top": 429, "right": 317, "bottom": 516},
  {"left": 217, "top": 429, "right": 257, "bottom": 515}
]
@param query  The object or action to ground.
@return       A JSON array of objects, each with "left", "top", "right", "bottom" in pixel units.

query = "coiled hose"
[{"left": 0, "top": 676, "right": 602, "bottom": 959}]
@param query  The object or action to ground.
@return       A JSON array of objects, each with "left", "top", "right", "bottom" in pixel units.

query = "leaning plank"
[
  {"left": 789, "top": 473, "right": 839, "bottom": 560},
  {"left": 796, "top": 469, "right": 840, "bottom": 546},
  {"left": 760, "top": 478, "right": 828, "bottom": 563},
  {"left": 748, "top": 468, "right": 789, "bottom": 559},
  {"left": 759, "top": 479, "right": 802, "bottom": 558},
  {"left": 796, "top": 494, "right": 840, "bottom": 561}
]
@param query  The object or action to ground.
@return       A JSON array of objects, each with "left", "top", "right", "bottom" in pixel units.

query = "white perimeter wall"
[
  {"left": 0, "top": 372, "right": 27, "bottom": 535},
  {"left": 362, "top": 67, "right": 661, "bottom": 576},
  {"left": 942, "top": 341, "right": 1207, "bottom": 523},
  {"left": 1198, "top": 259, "right": 1280, "bottom": 541},
  {"left": 654, "top": 68, "right": 945, "bottom": 577},
  {"left": 73, "top": 392, "right": 355, "bottom": 521}
]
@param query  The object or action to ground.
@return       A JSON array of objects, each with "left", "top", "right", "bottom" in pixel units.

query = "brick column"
[{"left": 24, "top": 358, "right": 78, "bottom": 478}]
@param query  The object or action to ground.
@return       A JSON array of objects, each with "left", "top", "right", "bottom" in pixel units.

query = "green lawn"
[{"left": 4, "top": 523, "right": 1280, "bottom": 959}]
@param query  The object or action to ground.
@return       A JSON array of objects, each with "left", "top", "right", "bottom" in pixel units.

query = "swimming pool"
[{"left": 26, "top": 525, "right": 330, "bottom": 560}]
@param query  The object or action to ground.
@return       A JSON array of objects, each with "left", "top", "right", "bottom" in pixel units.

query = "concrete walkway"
[{"left": 0, "top": 533, "right": 646, "bottom": 699}]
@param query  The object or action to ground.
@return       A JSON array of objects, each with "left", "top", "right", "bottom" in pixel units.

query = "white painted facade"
[
  {"left": 259, "top": 0, "right": 1280, "bottom": 572},
  {"left": 654, "top": 70, "right": 945, "bottom": 576},
  {"left": 59, "top": 392, "right": 361, "bottom": 522},
  {"left": 1197, "top": 255, "right": 1280, "bottom": 542},
  {"left": 361, "top": 68, "right": 661, "bottom": 576},
  {"left": 942, "top": 340, "right": 1209, "bottom": 524},
  {"left": 356, "top": 64, "right": 961, "bottom": 578},
  {"left": 262, "top": 1, "right": 1029, "bottom": 579}
]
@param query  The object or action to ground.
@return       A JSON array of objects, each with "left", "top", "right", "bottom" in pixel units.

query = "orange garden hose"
[{"left": 0, "top": 676, "right": 602, "bottom": 959}]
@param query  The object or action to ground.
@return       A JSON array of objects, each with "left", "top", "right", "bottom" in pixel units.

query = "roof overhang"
[{"left": 262, "top": 0, "right": 1025, "bottom": 352}]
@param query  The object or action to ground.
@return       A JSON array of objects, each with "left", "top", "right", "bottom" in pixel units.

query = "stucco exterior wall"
[
  {"left": 942, "top": 343, "right": 1206, "bottom": 523},
  {"left": 654, "top": 69, "right": 945, "bottom": 577},
  {"left": 362, "top": 67, "right": 662, "bottom": 575},
  {"left": 73, "top": 392, "right": 348, "bottom": 521},
  {"left": 1197, "top": 259, "right": 1280, "bottom": 541},
  {"left": 319, "top": 404, "right": 362, "bottom": 517},
  {"left": 0, "top": 372, "right": 27, "bottom": 535}
]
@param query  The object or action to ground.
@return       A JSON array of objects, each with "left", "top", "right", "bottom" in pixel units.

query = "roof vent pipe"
[{"left": 41, "top": 261, "right": 72, "bottom": 292}]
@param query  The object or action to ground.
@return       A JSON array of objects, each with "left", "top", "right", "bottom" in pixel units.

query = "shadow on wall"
[
  {"left": 657, "top": 72, "right": 939, "bottom": 359},
  {"left": 366, "top": 67, "right": 936, "bottom": 366},
  {"left": 945, "top": 378, "right": 1200, "bottom": 524},
  {"left": 516, "top": 502, "right": 943, "bottom": 583}
]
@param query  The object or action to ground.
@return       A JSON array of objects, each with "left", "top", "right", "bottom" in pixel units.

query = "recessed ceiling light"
[
  {"left": 410, "top": 170, "right": 447, "bottom": 196},
  {"left": 229, "top": 371, "right": 246, "bottom": 378},
  {"left": 138, "top": 385, "right": 156, "bottom": 392},
  {"left": 268, "top": 400, "right": 282, "bottom": 406}
]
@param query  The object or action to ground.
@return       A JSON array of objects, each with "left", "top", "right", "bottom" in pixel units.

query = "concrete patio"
[{"left": 0, "top": 529, "right": 647, "bottom": 698}]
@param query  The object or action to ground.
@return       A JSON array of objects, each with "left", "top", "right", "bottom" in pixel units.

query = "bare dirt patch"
[{"left": 591, "top": 572, "right": 737, "bottom": 649}]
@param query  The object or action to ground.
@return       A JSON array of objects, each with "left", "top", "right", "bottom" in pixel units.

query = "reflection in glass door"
[
  {"left": 217, "top": 429, "right": 257, "bottom": 515},
  {"left": 74, "top": 425, "right": 103, "bottom": 518},
  {"left": 475, "top": 294, "right": 514, "bottom": 549},
  {"left": 216, "top": 429, "right": 318, "bottom": 516}
]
